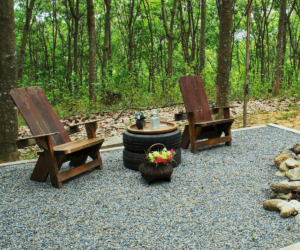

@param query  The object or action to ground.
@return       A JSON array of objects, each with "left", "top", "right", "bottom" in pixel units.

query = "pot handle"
[{"left": 145, "top": 143, "right": 166, "bottom": 156}]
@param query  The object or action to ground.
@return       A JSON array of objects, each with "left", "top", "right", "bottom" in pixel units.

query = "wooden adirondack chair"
[
  {"left": 10, "top": 86, "right": 104, "bottom": 188},
  {"left": 175, "top": 76, "right": 234, "bottom": 153}
]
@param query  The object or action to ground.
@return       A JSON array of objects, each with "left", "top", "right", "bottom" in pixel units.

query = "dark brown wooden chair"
[
  {"left": 175, "top": 76, "right": 234, "bottom": 153},
  {"left": 10, "top": 86, "right": 104, "bottom": 188}
]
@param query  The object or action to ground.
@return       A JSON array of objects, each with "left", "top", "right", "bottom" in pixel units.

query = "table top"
[{"left": 127, "top": 121, "right": 177, "bottom": 134}]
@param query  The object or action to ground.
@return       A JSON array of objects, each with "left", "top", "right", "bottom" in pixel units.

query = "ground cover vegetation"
[{"left": 1, "top": 0, "right": 300, "bottom": 161}]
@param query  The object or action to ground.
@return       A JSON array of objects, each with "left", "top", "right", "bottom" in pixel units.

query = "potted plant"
[
  {"left": 139, "top": 143, "right": 175, "bottom": 184},
  {"left": 135, "top": 111, "right": 146, "bottom": 129}
]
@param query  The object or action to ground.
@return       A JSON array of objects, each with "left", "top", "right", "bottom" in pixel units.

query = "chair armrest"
[
  {"left": 210, "top": 106, "right": 236, "bottom": 119},
  {"left": 68, "top": 119, "right": 100, "bottom": 127},
  {"left": 16, "top": 133, "right": 59, "bottom": 149}
]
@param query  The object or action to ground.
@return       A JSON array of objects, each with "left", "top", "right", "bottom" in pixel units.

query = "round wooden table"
[{"left": 127, "top": 121, "right": 177, "bottom": 134}]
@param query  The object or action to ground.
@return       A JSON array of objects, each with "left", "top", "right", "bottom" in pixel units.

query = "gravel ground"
[{"left": 1, "top": 127, "right": 300, "bottom": 249}]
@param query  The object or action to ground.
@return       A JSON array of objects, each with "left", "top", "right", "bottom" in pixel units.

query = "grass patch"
[{"left": 276, "top": 111, "right": 300, "bottom": 120}]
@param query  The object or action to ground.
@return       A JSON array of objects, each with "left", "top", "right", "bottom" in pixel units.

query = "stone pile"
[{"left": 263, "top": 143, "right": 300, "bottom": 219}]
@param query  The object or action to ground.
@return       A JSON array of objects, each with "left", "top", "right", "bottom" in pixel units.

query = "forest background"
[{"left": 1, "top": 0, "right": 300, "bottom": 161}]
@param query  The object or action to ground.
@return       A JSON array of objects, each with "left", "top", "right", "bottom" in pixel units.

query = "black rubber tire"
[
  {"left": 123, "top": 148, "right": 181, "bottom": 171},
  {"left": 123, "top": 129, "right": 182, "bottom": 153}
]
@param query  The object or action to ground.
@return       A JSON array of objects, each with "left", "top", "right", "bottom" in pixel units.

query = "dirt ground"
[{"left": 233, "top": 111, "right": 300, "bottom": 130}]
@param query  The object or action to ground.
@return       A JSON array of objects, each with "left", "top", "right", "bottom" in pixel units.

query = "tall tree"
[
  {"left": 68, "top": 0, "right": 86, "bottom": 91},
  {"left": 102, "top": 0, "right": 111, "bottom": 77},
  {"left": 273, "top": 0, "right": 287, "bottom": 94},
  {"left": 199, "top": 0, "right": 206, "bottom": 74},
  {"left": 0, "top": 0, "right": 19, "bottom": 162},
  {"left": 215, "top": 0, "right": 234, "bottom": 109},
  {"left": 18, "top": 0, "right": 36, "bottom": 81},
  {"left": 161, "top": 0, "right": 178, "bottom": 77},
  {"left": 142, "top": 0, "right": 155, "bottom": 92},
  {"left": 87, "top": 0, "right": 97, "bottom": 103}
]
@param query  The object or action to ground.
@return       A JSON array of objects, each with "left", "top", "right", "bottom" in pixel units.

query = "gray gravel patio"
[{"left": 1, "top": 127, "right": 300, "bottom": 249}]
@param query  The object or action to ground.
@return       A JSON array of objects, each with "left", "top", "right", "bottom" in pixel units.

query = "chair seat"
[
  {"left": 195, "top": 118, "right": 234, "bottom": 127},
  {"left": 37, "top": 138, "right": 104, "bottom": 155}
]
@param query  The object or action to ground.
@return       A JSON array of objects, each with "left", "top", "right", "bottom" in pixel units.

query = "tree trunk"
[
  {"left": 199, "top": 0, "right": 206, "bottom": 74},
  {"left": 128, "top": 0, "right": 135, "bottom": 73},
  {"left": 0, "top": 0, "right": 19, "bottom": 162},
  {"left": 161, "top": 0, "right": 178, "bottom": 77},
  {"left": 102, "top": 0, "right": 111, "bottom": 77},
  {"left": 68, "top": 0, "right": 85, "bottom": 92},
  {"left": 273, "top": 0, "right": 287, "bottom": 95},
  {"left": 244, "top": 0, "right": 251, "bottom": 128},
  {"left": 87, "top": 0, "right": 97, "bottom": 103},
  {"left": 215, "top": 0, "right": 234, "bottom": 108},
  {"left": 143, "top": 0, "right": 155, "bottom": 92},
  {"left": 66, "top": 18, "right": 73, "bottom": 94},
  {"left": 18, "top": 0, "right": 36, "bottom": 81},
  {"left": 52, "top": 0, "right": 57, "bottom": 80}
]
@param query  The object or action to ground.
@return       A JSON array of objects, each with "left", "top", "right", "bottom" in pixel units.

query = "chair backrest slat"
[
  {"left": 179, "top": 76, "right": 212, "bottom": 123},
  {"left": 10, "top": 87, "right": 71, "bottom": 146}
]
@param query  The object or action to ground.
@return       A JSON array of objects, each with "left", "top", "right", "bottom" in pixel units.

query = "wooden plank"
[
  {"left": 195, "top": 136, "right": 232, "bottom": 148},
  {"left": 195, "top": 119, "right": 234, "bottom": 127},
  {"left": 57, "top": 159, "right": 102, "bottom": 182},
  {"left": 188, "top": 112, "right": 197, "bottom": 154},
  {"left": 54, "top": 138, "right": 104, "bottom": 154},
  {"left": 27, "top": 87, "right": 65, "bottom": 146},
  {"left": 17, "top": 88, "right": 52, "bottom": 135},
  {"left": 69, "top": 120, "right": 100, "bottom": 127},
  {"left": 223, "top": 107, "right": 230, "bottom": 119},
  {"left": 10, "top": 89, "right": 42, "bottom": 135},
  {"left": 194, "top": 76, "right": 212, "bottom": 122},
  {"left": 16, "top": 138, "right": 36, "bottom": 149},
  {"left": 17, "top": 132, "right": 59, "bottom": 141},
  {"left": 179, "top": 77, "right": 193, "bottom": 112},
  {"left": 210, "top": 108, "right": 220, "bottom": 115},
  {"left": 34, "top": 87, "right": 71, "bottom": 143},
  {"left": 184, "top": 77, "right": 205, "bottom": 122}
]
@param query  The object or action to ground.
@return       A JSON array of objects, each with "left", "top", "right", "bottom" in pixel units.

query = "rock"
[
  {"left": 270, "top": 192, "right": 290, "bottom": 200},
  {"left": 290, "top": 200, "right": 300, "bottom": 212},
  {"left": 281, "top": 179, "right": 300, "bottom": 187},
  {"left": 286, "top": 167, "right": 300, "bottom": 181},
  {"left": 274, "top": 154, "right": 293, "bottom": 167},
  {"left": 279, "top": 161, "right": 289, "bottom": 172},
  {"left": 275, "top": 171, "right": 286, "bottom": 177},
  {"left": 285, "top": 158, "right": 300, "bottom": 169},
  {"left": 291, "top": 144, "right": 300, "bottom": 154},
  {"left": 270, "top": 183, "right": 299, "bottom": 193},
  {"left": 294, "top": 214, "right": 300, "bottom": 224},
  {"left": 280, "top": 150, "right": 295, "bottom": 156},
  {"left": 263, "top": 199, "right": 283, "bottom": 211},
  {"left": 277, "top": 201, "right": 297, "bottom": 218}
]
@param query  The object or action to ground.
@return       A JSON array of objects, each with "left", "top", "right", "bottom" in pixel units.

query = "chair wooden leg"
[
  {"left": 30, "top": 155, "right": 48, "bottom": 182},
  {"left": 88, "top": 143, "right": 104, "bottom": 170},
  {"left": 36, "top": 136, "right": 62, "bottom": 188},
  {"left": 187, "top": 113, "right": 197, "bottom": 154},
  {"left": 223, "top": 122, "right": 233, "bottom": 146},
  {"left": 181, "top": 125, "right": 190, "bottom": 149}
]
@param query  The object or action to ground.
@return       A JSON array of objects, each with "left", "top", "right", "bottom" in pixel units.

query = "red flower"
[
  {"left": 169, "top": 149, "right": 175, "bottom": 154},
  {"left": 168, "top": 155, "right": 173, "bottom": 160}
]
